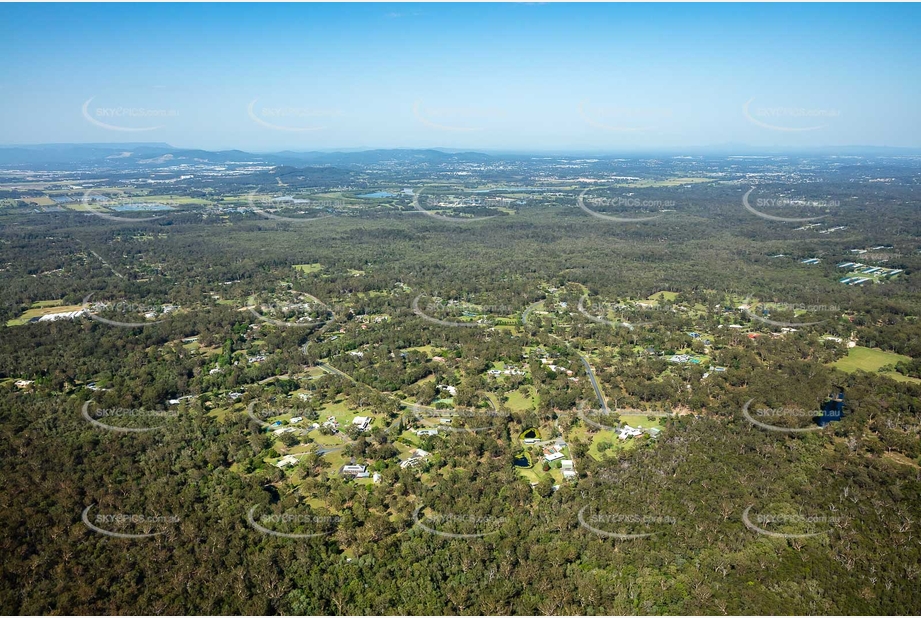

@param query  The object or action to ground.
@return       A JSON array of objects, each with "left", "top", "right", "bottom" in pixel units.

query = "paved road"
[
  {"left": 521, "top": 300, "right": 542, "bottom": 325},
  {"left": 579, "top": 354, "right": 608, "bottom": 414},
  {"left": 317, "top": 362, "right": 353, "bottom": 381}
]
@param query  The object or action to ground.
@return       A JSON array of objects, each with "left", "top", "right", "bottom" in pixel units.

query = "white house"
[
  {"left": 276, "top": 455, "right": 299, "bottom": 468},
  {"left": 618, "top": 425, "right": 643, "bottom": 440},
  {"left": 561, "top": 459, "right": 576, "bottom": 479},
  {"left": 341, "top": 464, "right": 368, "bottom": 477},
  {"left": 352, "top": 416, "right": 371, "bottom": 431}
]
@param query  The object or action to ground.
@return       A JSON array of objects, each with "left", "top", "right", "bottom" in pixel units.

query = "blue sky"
[{"left": 1, "top": 2, "right": 919, "bottom": 152}]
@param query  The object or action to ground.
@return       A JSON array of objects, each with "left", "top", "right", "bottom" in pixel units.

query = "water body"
[
  {"left": 513, "top": 452, "right": 533, "bottom": 468},
  {"left": 110, "top": 203, "right": 175, "bottom": 211},
  {"left": 357, "top": 191, "right": 395, "bottom": 198}
]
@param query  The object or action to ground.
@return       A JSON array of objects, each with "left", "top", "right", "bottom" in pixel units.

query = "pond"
[
  {"left": 519, "top": 427, "right": 541, "bottom": 441},
  {"left": 513, "top": 451, "right": 533, "bottom": 468}
]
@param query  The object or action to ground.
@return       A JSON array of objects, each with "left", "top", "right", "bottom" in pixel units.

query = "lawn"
[
  {"left": 831, "top": 346, "right": 911, "bottom": 372},
  {"left": 403, "top": 345, "right": 436, "bottom": 356},
  {"left": 648, "top": 291, "right": 679, "bottom": 302},
  {"left": 317, "top": 398, "right": 362, "bottom": 425},
  {"left": 294, "top": 263, "right": 324, "bottom": 274},
  {"left": 505, "top": 387, "right": 537, "bottom": 412},
  {"left": 618, "top": 414, "right": 664, "bottom": 430},
  {"left": 208, "top": 407, "right": 233, "bottom": 422},
  {"left": 515, "top": 461, "right": 563, "bottom": 485},
  {"left": 305, "top": 366, "right": 327, "bottom": 378},
  {"left": 831, "top": 346, "right": 919, "bottom": 384},
  {"left": 568, "top": 424, "right": 649, "bottom": 461},
  {"left": 7, "top": 302, "right": 85, "bottom": 326},
  {"left": 307, "top": 430, "right": 347, "bottom": 448}
]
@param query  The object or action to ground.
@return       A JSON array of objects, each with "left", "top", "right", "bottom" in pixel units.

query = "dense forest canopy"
[{"left": 1, "top": 153, "right": 920, "bottom": 614}]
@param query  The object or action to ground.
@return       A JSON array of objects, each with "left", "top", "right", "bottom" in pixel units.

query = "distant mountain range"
[
  {"left": 0, "top": 143, "right": 918, "bottom": 170},
  {"left": 0, "top": 144, "right": 495, "bottom": 170}
]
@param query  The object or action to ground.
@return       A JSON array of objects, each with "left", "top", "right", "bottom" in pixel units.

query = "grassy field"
[
  {"left": 881, "top": 372, "right": 921, "bottom": 384},
  {"left": 505, "top": 387, "right": 536, "bottom": 412},
  {"left": 618, "top": 414, "right": 664, "bottom": 430},
  {"left": 294, "top": 263, "right": 324, "bottom": 274},
  {"left": 648, "top": 291, "right": 679, "bottom": 302},
  {"left": 515, "top": 461, "right": 562, "bottom": 485},
  {"left": 403, "top": 345, "right": 436, "bottom": 356},
  {"left": 305, "top": 366, "right": 327, "bottom": 378},
  {"left": 63, "top": 200, "right": 113, "bottom": 212},
  {"left": 832, "top": 346, "right": 911, "bottom": 372},
  {"left": 317, "top": 398, "right": 360, "bottom": 425},
  {"left": 6, "top": 302, "right": 84, "bottom": 326},
  {"left": 598, "top": 177, "right": 713, "bottom": 189},
  {"left": 568, "top": 419, "right": 657, "bottom": 461},
  {"left": 23, "top": 196, "right": 56, "bottom": 206},
  {"left": 208, "top": 406, "right": 232, "bottom": 422}
]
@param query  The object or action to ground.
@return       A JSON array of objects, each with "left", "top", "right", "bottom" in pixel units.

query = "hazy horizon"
[
  {"left": 2, "top": 2, "right": 919, "bottom": 152},
  {"left": 5, "top": 142, "right": 921, "bottom": 158}
]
